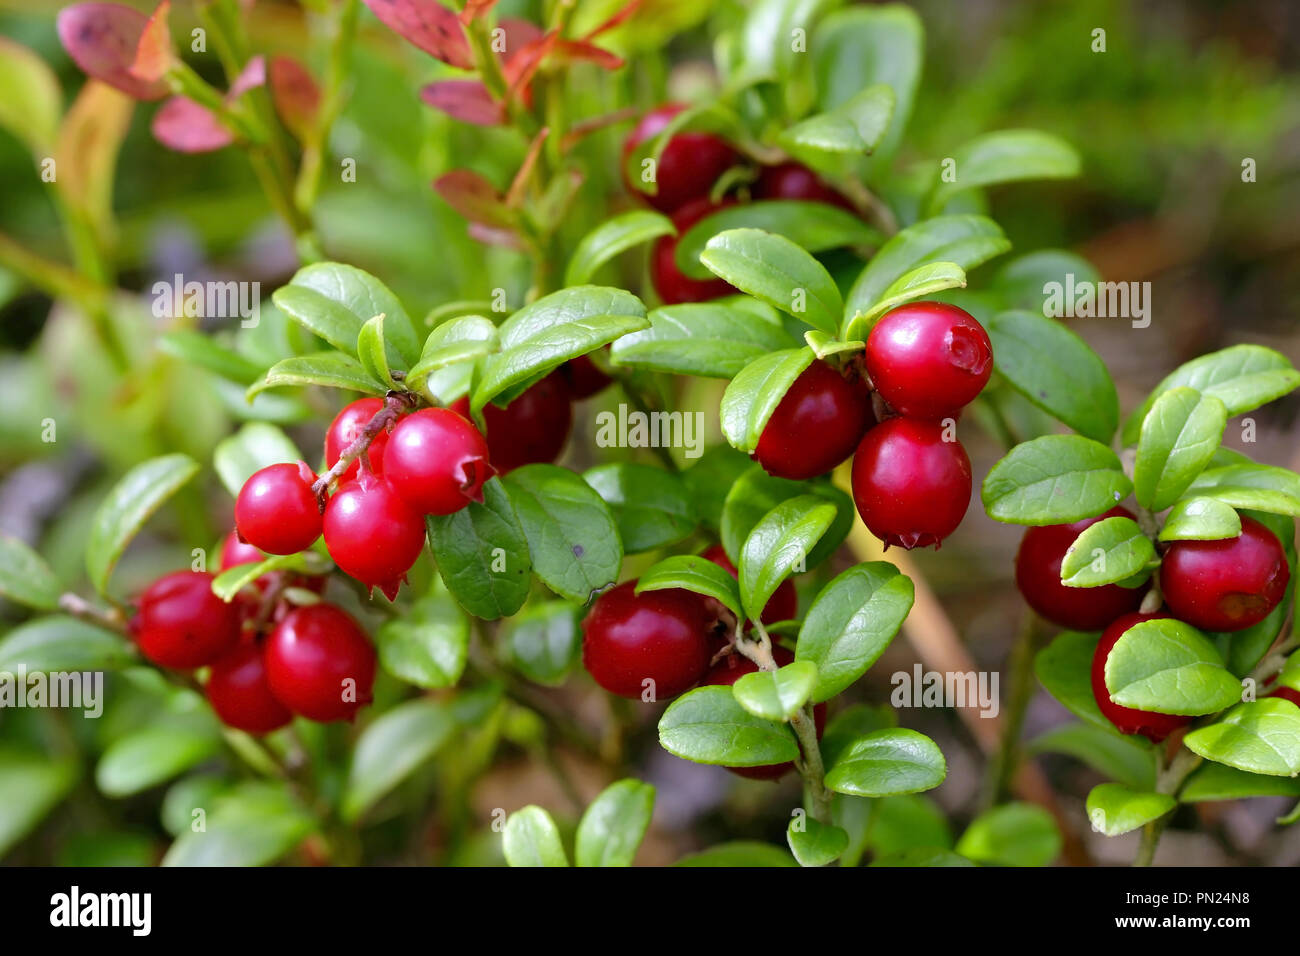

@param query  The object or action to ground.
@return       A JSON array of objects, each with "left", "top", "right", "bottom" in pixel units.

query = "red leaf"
[
  {"left": 432, "top": 169, "right": 514, "bottom": 230},
  {"left": 552, "top": 38, "right": 623, "bottom": 71},
  {"left": 586, "top": 0, "right": 643, "bottom": 38},
  {"left": 496, "top": 17, "right": 543, "bottom": 58},
  {"left": 458, "top": 0, "right": 499, "bottom": 25},
  {"left": 129, "top": 0, "right": 175, "bottom": 85},
  {"left": 57, "top": 2, "right": 169, "bottom": 100},
  {"left": 361, "top": 0, "right": 473, "bottom": 70},
  {"left": 227, "top": 55, "right": 267, "bottom": 100},
  {"left": 502, "top": 30, "right": 559, "bottom": 101},
  {"left": 269, "top": 57, "right": 321, "bottom": 142},
  {"left": 420, "top": 80, "right": 502, "bottom": 126},
  {"left": 151, "top": 96, "right": 234, "bottom": 153}
]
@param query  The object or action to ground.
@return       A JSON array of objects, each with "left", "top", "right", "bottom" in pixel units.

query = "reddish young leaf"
[
  {"left": 458, "top": 0, "right": 499, "bottom": 25},
  {"left": 496, "top": 16, "right": 543, "bottom": 59},
  {"left": 503, "top": 29, "right": 559, "bottom": 101},
  {"left": 57, "top": 2, "right": 169, "bottom": 100},
  {"left": 505, "top": 126, "right": 550, "bottom": 208},
  {"left": 586, "top": 0, "right": 643, "bottom": 38},
  {"left": 552, "top": 38, "right": 623, "bottom": 71},
  {"left": 432, "top": 169, "right": 514, "bottom": 230},
  {"left": 129, "top": 0, "right": 175, "bottom": 85},
  {"left": 420, "top": 80, "right": 502, "bottom": 126},
  {"left": 269, "top": 56, "right": 321, "bottom": 142},
  {"left": 361, "top": 0, "right": 473, "bottom": 69},
  {"left": 227, "top": 55, "right": 267, "bottom": 99},
  {"left": 152, "top": 95, "right": 234, "bottom": 153}
]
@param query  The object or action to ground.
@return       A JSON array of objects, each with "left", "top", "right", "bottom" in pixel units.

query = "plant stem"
[
  {"left": 981, "top": 608, "right": 1038, "bottom": 810},
  {"left": 58, "top": 592, "right": 130, "bottom": 635},
  {"left": 1133, "top": 746, "right": 1202, "bottom": 866}
]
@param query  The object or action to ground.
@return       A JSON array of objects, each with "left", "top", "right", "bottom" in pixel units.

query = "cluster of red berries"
[
  {"left": 1016, "top": 509, "right": 1292, "bottom": 741},
  {"left": 128, "top": 533, "right": 376, "bottom": 733}
]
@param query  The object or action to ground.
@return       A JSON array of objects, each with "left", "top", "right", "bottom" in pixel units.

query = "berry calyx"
[
  {"left": 581, "top": 580, "right": 722, "bottom": 700},
  {"left": 864, "top": 302, "right": 994, "bottom": 419},
  {"left": 622, "top": 103, "right": 740, "bottom": 213},
  {"left": 383, "top": 408, "right": 493, "bottom": 516},
  {"left": 1090, "top": 612, "right": 1192, "bottom": 742},
  {"left": 451, "top": 371, "right": 573, "bottom": 473},
  {"left": 131, "top": 570, "right": 241, "bottom": 669},
  {"left": 701, "top": 545, "right": 796, "bottom": 626},
  {"left": 752, "top": 359, "right": 874, "bottom": 480},
  {"left": 322, "top": 471, "right": 427, "bottom": 600},
  {"left": 563, "top": 353, "right": 613, "bottom": 399},
  {"left": 325, "top": 398, "right": 391, "bottom": 480},
  {"left": 264, "top": 603, "right": 376, "bottom": 722},
  {"left": 1014, "top": 507, "right": 1146, "bottom": 630},
  {"left": 1159, "top": 516, "right": 1290, "bottom": 632},
  {"left": 206, "top": 641, "right": 293, "bottom": 734},
  {"left": 651, "top": 198, "right": 738, "bottom": 305},
  {"left": 850, "top": 417, "right": 972, "bottom": 550},
  {"left": 234, "top": 461, "right": 322, "bottom": 556},
  {"left": 753, "top": 161, "right": 853, "bottom": 212}
]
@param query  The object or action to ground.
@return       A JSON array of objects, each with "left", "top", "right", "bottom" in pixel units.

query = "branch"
[{"left": 311, "top": 391, "right": 417, "bottom": 507}]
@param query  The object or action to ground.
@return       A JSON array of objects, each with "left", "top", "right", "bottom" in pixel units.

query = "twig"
[{"left": 311, "top": 391, "right": 417, "bottom": 506}]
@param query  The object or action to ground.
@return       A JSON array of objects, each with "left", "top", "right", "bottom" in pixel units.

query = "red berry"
[
  {"left": 451, "top": 372, "right": 572, "bottom": 473},
  {"left": 322, "top": 471, "right": 427, "bottom": 600},
  {"left": 1159, "top": 516, "right": 1289, "bottom": 632},
  {"left": 264, "top": 603, "right": 375, "bottom": 722},
  {"left": 651, "top": 198, "right": 738, "bottom": 305},
  {"left": 206, "top": 641, "right": 293, "bottom": 734},
  {"left": 622, "top": 103, "right": 739, "bottom": 213},
  {"left": 753, "top": 359, "right": 874, "bottom": 480},
  {"left": 701, "top": 545, "right": 796, "bottom": 625},
  {"left": 1090, "top": 612, "right": 1192, "bottom": 742},
  {"left": 383, "top": 408, "right": 493, "bottom": 516},
  {"left": 702, "top": 647, "right": 826, "bottom": 780},
  {"left": 234, "top": 461, "right": 322, "bottom": 555},
  {"left": 1269, "top": 686, "right": 1300, "bottom": 707},
  {"left": 132, "top": 571, "right": 241, "bottom": 669},
  {"left": 220, "top": 530, "right": 264, "bottom": 570},
  {"left": 850, "top": 417, "right": 971, "bottom": 550},
  {"left": 753, "top": 162, "right": 853, "bottom": 212},
  {"left": 325, "top": 398, "right": 390, "bottom": 481},
  {"left": 581, "top": 580, "right": 721, "bottom": 700},
  {"left": 1014, "top": 507, "right": 1146, "bottom": 630},
  {"left": 564, "top": 353, "right": 613, "bottom": 399},
  {"left": 864, "top": 302, "right": 994, "bottom": 419}
]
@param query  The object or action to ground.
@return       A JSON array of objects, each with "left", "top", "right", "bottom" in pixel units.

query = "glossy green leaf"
[
  {"left": 159, "top": 330, "right": 264, "bottom": 385},
  {"left": 1184, "top": 463, "right": 1300, "bottom": 516},
  {"left": 636, "top": 555, "right": 743, "bottom": 621},
  {"left": 1035, "top": 630, "right": 1110, "bottom": 731},
  {"left": 162, "top": 782, "right": 315, "bottom": 867},
  {"left": 210, "top": 551, "right": 330, "bottom": 602},
  {"left": 566, "top": 210, "right": 676, "bottom": 286},
  {"left": 1159, "top": 497, "right": 1241, "bottom": 542},
  {"left": 0, "top": 37, "right": 62, "bottom": 153},
  {"left": 1183, "top": 699, "right": 1300, "bottom": 776},
  {"left": 0, "top": 749, "right": 77, "bottom": 858},
  {"left": 844, "top": 261, "right": 967, "bottom": 340},
  {"left": 212, "top": 422, "right": 303, "bottom": 500},
  {"left": 356, "top": 312, "right": 398, "bottom": 388},
  {"left": 926, "top": 129, "right": 1081, "bottom": 215},
  {"left": 719, "top": 348, "right": 816, "bottom": 454},
  {"left": 1105, "top": 618, "right": 1242, "bottom": 715},
  {"left": 0, "top": 615, "right": 134, "bottom": 673},
  {"left": 658, "top": 686, "right": 800, "bottom": 765},
  {"left": 1027, "top": 723, "right": 1156, "bottom": 791},
  {"left": 982, "top": 435, "right": 1131, "bottom": 525},
  {"left": 720, "top": 466, "right": 853, "bottom": 570},
  {"left": 990, "top": 250, "right": 1102, "bottom": 313},
  {"left": 733, "top": 661, "right": 818, "bottom": 721},
  {"left": 574, "top": 779, "right": 655, "bottom": 868},
  {"left": 376, "top": 578, "right": 468, "bottom": 689},
  {"left": 738, "top": 495, "right": 836, "bottom": 619},
  {"left": 1133, "top": 388, "right": 1227, "bottom": 511},
  {"left": 97, "top": 717, "right": 222, "bottom": 798},
  {"left": 583, "top": 463, "right": 696, "bottom": 554},
  {"left": 427, "top": 478, "right": 532, "bottom": 620},
  {"left": 1086, "top": 783, "right": 1175, "bottom": 837},
  {"left": 498, "top": 601, "right": 582, "bottom": 687},
  {"left": 700, "top": 230, "right": 842, "bottom": 335},
  {"left": 503, "top": 806, "right": 569, "bottom": 867},
  {"left": 956, "top": 802, "right": 1062, "bottom": 867},
  {"left": 870, "top": 848, "right": 974, "bottom": 867},
  {"left": 786, "top": 816, "right": 849, "bottom": 867},
  {"left": 820, "top": 704, "right": 899, "bottom": 769},
  {"left": 611, "top": 302, "right": 797, "bottom": 379},
  {"left": 1060, "top": 516, "right": 1157, "bottom": 588},
  {"left": 1180, "top": 761, "right": 1300, "bottom": 802},
  {"left": 342, "top": 698, "right": 456, "bottom": 821},
  {"left": 0, "top": 535, "right": 61, "bottom": 611},
  {"left": 778, "top": 83, "right": 895, "bottom": 159},
  {"left": 406, "top": 315, "right": 498, "bottom": 396},
  {"left": 272, "top": 262, "right": 419, "bottom": 365},
  {"left": 824, "top": 729, "right": 947, "bottom": 797},
  {"left": 675, "top": 842, "right": 798, "bottom": 867}
]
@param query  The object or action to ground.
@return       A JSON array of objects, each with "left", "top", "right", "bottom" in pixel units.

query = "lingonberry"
[
  {"left": 131, "top": 570, "right": 241, "bottom": 669},
  {"left": 1014, "top": 507, "right": 1146, "bottom": 630},
  {"left": 702, "top": 647, "right": 826, "bottom": 780},
  {"left": 581, "top": 580, "right": 722, "bottom": 700},
  {"left": 1159, "top": 516, "right": 1290, "bottom": 632},
  {"left": 851, "top": 417, "right": 972, "bottom": 550},
  {"left": 752, "top": 359, "right": 873, "bottom": 480},
  {"left": 451, "top": 371, "right": 573, "bottom": 473},
  {"left": 701, "top": 545, "right": 797, "bottom": 625},
  {"left": 220, "top": 530, "right": 264, "bottom": 570},
  {"left": 325, "top": 397, "right": 391, "bottom": 480},
  {"left": 322, "top": 471, "right": 427, "bottom": 600},
  {"left": 1269, "top": 686, "right": 1300, "bottom": 708},
  {"left": 563, "top": 353, "right": 613, "bottom": 399},
  {"left": 234, "top": 461, "right": 322, "bottom": 555},
  {"left": 1090, "top": 612, "right": 1191, "bottom": 742},
  {"left": 622, "top": 103, "right": 739, "bottom": 213},
  {"left": 264, "top": 603, "right": 375, "bottom": 722},
  {"left": 383, "top": 408, "right": 493, "bottom": 516},
  {"left": 651, "top": 198, "right": 738, "bottom": 305},
  {"left": 753, "top": 161, "right": 854, "bottom": 211},
  {"left": 206, "top": 641, "right": 293, "bottom": 734},
  {"left": 864, "top": 302, "right": 994, "bottom": 419}
]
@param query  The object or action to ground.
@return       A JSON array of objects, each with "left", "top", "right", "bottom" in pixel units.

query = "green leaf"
[
  {"left": 159, "top": 330, "right": 265, "bottom": 385},
  {"left": 85, "top": 454, "right": 200, "bottom": 595},
  {"left": 733, "top": 661, "right": 818, "bottom": 721},
  {"left": 1086, "top": 783, "right": 1175, "bottom": 836},
  {"left": 1184, "top": 463, "right": 1300, "bottom": 516},
  {"left": 843, "top": 261, "right": 967, "bottom": 340},
  {"left": 212, "top": 422, "right": 303, "bottom": 500},
  {"left": 610, "top": 302, "right": 798, "bottom": 379},
  {"left": 684, "top": 445, "right": 753, "bottom": 533},
  {"left": 498, "top": 600, "right": 582, "bottom": 687},
  {"left": 162, "top": 782, "right": 315, "bottom": 867},
  {"left": 820, "top": 704, "right": 899, "bottom": 769},
  {"left": 675, "top": 841, "right": 798, "bottom": 867},
  {"left": 583, "top": 463, "right": 696, "bottom": 554},
  {"left": 1035, "top": 630, "right": 1110, "bottom": 730},
  {"left": 1105, "top": 618, "right": 1243, "bottom": 715},
  {"left": 0, "top": 615, "right": 134, "bottom": 673},
  {"left": 1059, "top": 516, "right": 1157, "bottom": 588},
  {"left": 503, "top": 465, "right": 622, "bottom": 603},
  {"left": 720, "top": 348, "right": 817, "bottom": 454},
  {"left": 982, "top": 436, "right": 1131, "bottom": 525},
  {"left": 658, "top": 686, "right": 800, "bottom": 765},
  {"left": 1159, "top": 497, "right": 1241, "bottom": 542},
  {"left": 636, "top": 555, "right": 744, "bottom": 621},
  {"left": 247, "top": 352, "right": 387, "bottom": 400},
  {"left": 210, "top": 552, "right": 331, "bottom": 602},
  {"left": 738, "top": 495, "right": 836, "bottom": 619},
  {"left": 956, "top": 803, "right": 1062, "bottom": 867},
  {"left": 0, "top": 748, "right": 77, "bottom": 858},
  {"left": 1133, "top": 387, "right": 1227, "bottom": 511},
  {"left": 675, "top": 202, "right": 882, "bottom": 279},
  {"left": 503, "top": 806, "right": 569, "bottom": 867},
  {"left": 272, "top": 262, "right": 419, "bottom": 365},
  {"left": 797, "top": 562, "right": 915, "bottom": 702},
  {"left": 720, "top": 466, "right": 853, "bottom": 570},
  {"left": 1180, "top": 761, "right": 1300, "bottom": 802},
  {"left": 1183, "top": 699, "right": 1300, "bottom": 777},
  {"left": 356, "top": 312, "right": 398, "bottom": 388},
  {"left": 824, "top": 729, "right": 947, "bottom": 797},
  {"left": 1028, "top": 723, "right": 1156, "bottom": 791},
  {"left": 376, "top": 579, "right": 468, "bottom": 689},
  {"left": 926, "top": 129, "right": 1081, "bottom": 216},
  {"left": 566, "top": 210, "right": 676, "bottom": 286},
  {"left": 0, "top": 535, "right": 61, "bottom": 611},
  {"left": 96, "top": 718, "right": 222, "bottom": 797},
  {"left": 700, "top": 229, "right": 843, "bottom": 335},
  {"left": 0, "top": 37, "right": 62, "bottom": 153},
  {"left": 341, "top": 698, "right": 456, "bottom": 821},
  {"left": 786, "top": 816, "right": 849, "bottom": 867},
  {"left": 574, "top": 779, "right": 655, "bottom": 867},
  {"left": 406, "top": 315, "right": 498, "bottom": 395},
  {"left": 990, "top": 250, "right": 1102, "bottom": 313},
  {"left": 777, "top": 83, "right": 895, "bottom": 159},
  {"left": 1122, "top": 345, "right": 1300, "bottom": 445},
  {"left": 985, "top": 310, "right": 1118, "bottom": 443},
  {"left": 870, "top": 848, "right": 974, "bottom": 867}
]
